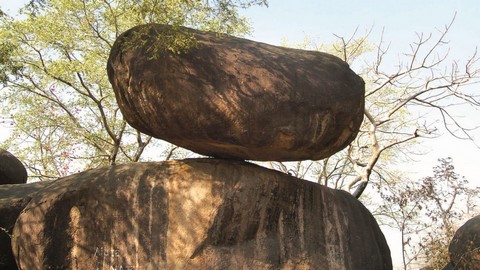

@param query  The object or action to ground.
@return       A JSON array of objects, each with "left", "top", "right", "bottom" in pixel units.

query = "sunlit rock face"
[
  {"left": 107, "top": 24, "right": 365, "bottom": 161},
  {"left": 12, "top": 159, "right": 391, "bottom": 269},
  {"left": 0, "top": 149, "right": 27, "bottom": 185}
]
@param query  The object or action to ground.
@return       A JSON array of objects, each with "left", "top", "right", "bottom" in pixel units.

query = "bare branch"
[{"left": 165, "top": 145, "right": 179, "bottom": 161}]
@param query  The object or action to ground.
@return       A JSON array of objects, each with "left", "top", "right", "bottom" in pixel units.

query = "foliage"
[
  {"left": 273, "top": 16, "right": 480, "bottom": 198},
  {"left": 373, "top": 158, "right": 478, "bottom": 269},
  {"left": 0, "top": 0, "right": 267, "bottom": 180}
]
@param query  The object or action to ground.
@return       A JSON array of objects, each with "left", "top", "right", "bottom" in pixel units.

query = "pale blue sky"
[
  {"left": 2, "top": 0, "right": 478, "bottom": 53},
  {"left": 241, "top": 0, "right": 479, "bottom": 60},
  {"left": 0, "top": 0, "right": 24, "bottom": 13}
]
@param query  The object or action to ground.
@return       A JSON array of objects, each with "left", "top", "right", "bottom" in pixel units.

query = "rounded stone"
[
  {"left": 107, "top": 24, "right": 365, "bottom": 161},
  {"left": 448, "top": 215, "right": 480, "bottom": 269},
  {"left": 12, "top": 159, "right": 391, "bottom": 269},
  {"left": 0, "top": 149, "right": 27, "bottom": 185}
]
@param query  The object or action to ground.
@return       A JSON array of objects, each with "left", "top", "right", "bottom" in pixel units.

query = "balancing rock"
[
  {"left": 107, "top": 24, "right": 365, "bottom": 161},
  {"left": 12, "top": 159, "right": 391, "bottom": 269}
]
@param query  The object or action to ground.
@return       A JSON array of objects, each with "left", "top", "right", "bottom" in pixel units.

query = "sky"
[{"left": 1, "top": 0, "right": 479, "bottom": 268}]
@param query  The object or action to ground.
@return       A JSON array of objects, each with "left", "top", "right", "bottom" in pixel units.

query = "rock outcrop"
[
  {"left": 446, "top": 215, "right": 480, "bottom": 269},
  {"left": 107, "top": 24, "right": 365, "bottom": 161},
  {"left": 1, "top": 24, "right": 385, "bottom": 270},
  {"left": 0, "top": 149, "right": 28, "bottom": 185},
  {"left": 12, "top": 159, "right": 391, "bottom": 269}
]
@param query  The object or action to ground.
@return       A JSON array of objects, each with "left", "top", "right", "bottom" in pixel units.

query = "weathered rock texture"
[
  {"left": 447, "top": 215, "right": 480, "bottom": 269},
  {"left": 0, "top": 149, "right": 28, "bottom": 185},
  {"left": 12, "top": 159, "right": 391, "bottom": 269},
  {"left": 107, "top": 24, "right": 365, "bottom": 161},
  {"left": 0, "top": 181, "right": 53, "bottom": 269}
]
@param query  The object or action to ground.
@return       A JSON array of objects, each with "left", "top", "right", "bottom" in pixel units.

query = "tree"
[
  {"left": 372, "top": 158, "right": 478, "bottom": 270},
  {"left": 373, "top": 175, "right": 427, "bottom": 269},
  {"left": 0, "top": 0, "right": 268, "bottom": 180},
  {"left": 271, "top": 15, "right": 479, "bottom": 198},
  {"left": 270, "top": 18, "right": 479, "bottom": 269},
  {"left": 417, "top": 158, "right": 478, "bottom": 269}
]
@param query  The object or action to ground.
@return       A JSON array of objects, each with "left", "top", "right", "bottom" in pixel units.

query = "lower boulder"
[{"left": 12, "top": 159, "right": 391, "bottom": 269}]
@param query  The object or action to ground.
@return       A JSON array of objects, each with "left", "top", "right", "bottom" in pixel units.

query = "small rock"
[
  {"left": 448, "top": 215, "right": 480, "bottom": 269},
  {"left": 0, "top": 149, "right": 28, "bottom": 185}
]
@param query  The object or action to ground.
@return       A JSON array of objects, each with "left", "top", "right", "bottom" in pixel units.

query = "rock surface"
[
  {"left": 447, "top": 214, "right": 480, "bottom": 269},
  {"left": 0, "top": 181, "right": 53, "bottom": 269},
  {"left": 107, "top": 24, "right": 365, "bottom": 161},
  {"left": 12, "top": 159, "right": 391, "bottom": 269},
  {"left": 0, "top": 149, "right": 28, "bottom": 185}
]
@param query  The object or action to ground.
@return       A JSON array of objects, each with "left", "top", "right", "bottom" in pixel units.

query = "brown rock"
[
  {"left": 12, "top": 159, "right": 391, "bottom": 269},
  {"left": 0, "top": 181, "right": 53, "bottom": 269},
  {"left": 448, "top": 215, "right": 480, "bottom": 269},
  {"left": 107, "top": 24, "right": 365, "bottom": 161},
  {"left": 0, "top": 149, "right": 28, "bottom": 185}
]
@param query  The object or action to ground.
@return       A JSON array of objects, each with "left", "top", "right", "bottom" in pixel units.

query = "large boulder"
[
  {"left": 0, "top": 149, "right": 28, "bottom": 185},
  {"left": 447, "top": 215, "right": 480, "bottom": 269},
  {"left": 12, "top": 159, "right": 391, "bottom": 269},
  {"left": 107, "top": 24, "right": 365, "bottom": 161},
  {"left": 0, "top": 181, "right": 53, "bottom": 269}
]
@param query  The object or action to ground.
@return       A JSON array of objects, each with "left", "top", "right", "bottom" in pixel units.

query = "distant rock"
[
  {"left": 107, "top": 24, "right": 365, "bottom": 161},
  {"left": 12, "top": 159, "right": 391, "bottom": 269},
  {"left": 0, "top": 149, "right": 28, "bottom": 185},
  {"left": 447, "top": 215, "right": 480, "bottom": 269}
]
